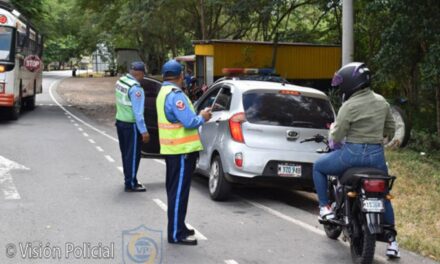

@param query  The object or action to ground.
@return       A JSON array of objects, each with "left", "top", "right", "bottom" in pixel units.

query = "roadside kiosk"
[{"left": 192, "top": 39, "right": 341, "bottom": 91}]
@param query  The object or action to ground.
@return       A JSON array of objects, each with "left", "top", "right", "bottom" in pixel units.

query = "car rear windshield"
[{"left": 243, "top": 91, "right": 334, "bottom": 129}]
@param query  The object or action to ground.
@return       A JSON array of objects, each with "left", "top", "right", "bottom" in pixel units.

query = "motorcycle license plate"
[
  {"left": 362, "top": 199, "right": 384, "bottom": 212},
  {"left": 278, "top": 164, "right": 301, "bottom": 177}
]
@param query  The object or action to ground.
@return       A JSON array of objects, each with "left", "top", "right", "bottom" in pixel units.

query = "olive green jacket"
[{"left": 330, "top": 88, "right": 395, "bottom": 144}]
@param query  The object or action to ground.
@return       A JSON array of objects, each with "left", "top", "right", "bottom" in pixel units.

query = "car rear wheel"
[{"left": 209, "top": 155, "right": 231, "bottom": 201}]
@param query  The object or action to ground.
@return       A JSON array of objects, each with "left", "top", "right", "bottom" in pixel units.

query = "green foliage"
[
  {"left": 408, "top": 130, "right": 440, "bottom": 158},
  {"left": 9, "top": 0, "right": 45, "bottom": 26},
  {"left": 44, "top": 35, "right": 80, "bottom": 65},
  {"left": 353, "top": 0, "right": 440, "bottom": 135},
  {"left": 71, "top": 0, "right": 341, "bottom": 73}
]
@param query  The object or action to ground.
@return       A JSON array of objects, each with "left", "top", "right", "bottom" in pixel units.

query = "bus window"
[
  {"left": 29, "top": 38, "right": 36, "bottom": 53},
  {"left": 17, "top": 31, "right": 27, "bottom": 49},
  {"left": 0, "top": 27, "right": 13, "bottom": 60}
]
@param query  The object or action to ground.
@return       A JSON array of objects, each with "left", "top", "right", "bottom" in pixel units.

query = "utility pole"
[
  {"left": 199, "top": 0, "right": 207, "bottom": 40},
  {"left": 271, "top": 32, "right": 279, "bottom": 70},
  {"left": 342, "top": 0, "right": 354, "bottom": 65}
]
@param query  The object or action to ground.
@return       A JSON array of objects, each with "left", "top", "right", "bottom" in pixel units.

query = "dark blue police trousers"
[
  {"left": 116, "top": 120, "right": 142, "bottom": 189},
  {"left": 165, "top": 152, "right": 197, "bottom": 242}
]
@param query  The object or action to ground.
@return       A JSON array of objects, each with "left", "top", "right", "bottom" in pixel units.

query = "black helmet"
[{"left": 331, "top": 62, "right": 371, "bottom": 101}]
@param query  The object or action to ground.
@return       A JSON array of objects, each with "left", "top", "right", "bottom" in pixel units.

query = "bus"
[{"left": 0, "top": 2, "right": 43, "bottom": 120}]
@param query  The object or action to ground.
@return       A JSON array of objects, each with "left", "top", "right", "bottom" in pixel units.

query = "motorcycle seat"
[{"left": 340, "top": 167, "right": 388, "bottom": 186}]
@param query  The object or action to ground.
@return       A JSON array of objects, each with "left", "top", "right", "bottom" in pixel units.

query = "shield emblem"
[{"left": 122, "top": 225, "right": 163, "bottom": 264}]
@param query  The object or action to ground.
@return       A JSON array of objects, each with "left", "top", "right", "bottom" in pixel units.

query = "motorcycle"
[{"left": 301, "top": 134, "right": 397, "bottom": 264}]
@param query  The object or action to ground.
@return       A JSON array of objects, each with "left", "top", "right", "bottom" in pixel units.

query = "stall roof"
[{"left": 192, "top": 39, "right": 340, "bottom": 48}]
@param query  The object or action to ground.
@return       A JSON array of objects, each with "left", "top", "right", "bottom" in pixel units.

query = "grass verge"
[{"left": 386, "top": 149, "right": 440, "bottom": 260}]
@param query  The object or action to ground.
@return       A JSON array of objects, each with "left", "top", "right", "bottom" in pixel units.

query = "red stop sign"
[{"left": 24, "top": 55, "right": 42, "bottom": 72}]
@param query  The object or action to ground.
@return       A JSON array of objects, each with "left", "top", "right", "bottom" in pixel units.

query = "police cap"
[
  {"left": 131, "top": 61, "right": 146, "bottom": 73},
  {"left": 162, "top": 60, "right": 182, "bottom": 78}
]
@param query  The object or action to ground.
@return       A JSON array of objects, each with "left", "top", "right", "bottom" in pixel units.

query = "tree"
[
  {"left": 9, "top": 0, "right": 45, "bottom": 26},
  {"left": 374, "top": 0, "right": 440, "bottom": 135}
]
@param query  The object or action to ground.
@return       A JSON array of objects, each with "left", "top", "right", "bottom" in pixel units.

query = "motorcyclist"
[{"left": 312, "top": 62, "right": 400, "bottom": 258}]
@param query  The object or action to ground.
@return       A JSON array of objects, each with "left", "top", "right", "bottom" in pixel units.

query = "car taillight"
[
  {"left": 235, "top": 152, "right": 243, "bottom": 167},
  {"left": 229, "top": 112, "right": 246, "bottom": 143},
  {"left": 0, "top": 83, "right": 4, "bottom": 93},
  {"left": 363, "top": 179, "right": 386, "bottom": 192}
]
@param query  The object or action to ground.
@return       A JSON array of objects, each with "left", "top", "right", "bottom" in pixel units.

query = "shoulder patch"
[
  {"left": 176, "top": 100, "right": 186, "bottom": 111},
  {"left": 135, "top": 91, "right": 142, "bottom": 98}
]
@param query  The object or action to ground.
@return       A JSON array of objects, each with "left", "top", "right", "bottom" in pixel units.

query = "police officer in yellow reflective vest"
[
  {"left": 157, "top": 60, "right": 212, "bottom": 245},
  {"left": 115, "top": 62, "right": 150, "bottom": 192}
]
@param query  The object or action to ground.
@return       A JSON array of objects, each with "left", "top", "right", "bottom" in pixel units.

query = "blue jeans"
[{"left": 312, "top": 143, "right": 395, "bottom": 225}]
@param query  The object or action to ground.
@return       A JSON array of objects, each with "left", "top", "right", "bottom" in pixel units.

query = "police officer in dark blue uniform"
[
  {"left": 115, "top": 62, "right": 150, "bottom": 192},
  {"left": 156, "top": 60, "right": 212, "bottom": 245}
]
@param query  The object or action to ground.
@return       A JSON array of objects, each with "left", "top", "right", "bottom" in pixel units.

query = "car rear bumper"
[
  {"left": 224, "top": 172, "right": 315, "bottom": 191},
  {"left": 220, "top": 142, "right": 322, "bottom": 184}
]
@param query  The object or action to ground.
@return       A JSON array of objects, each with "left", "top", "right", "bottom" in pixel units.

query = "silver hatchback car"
[{"left": 194, "top": 80, "right": 335, "bottom": 201}]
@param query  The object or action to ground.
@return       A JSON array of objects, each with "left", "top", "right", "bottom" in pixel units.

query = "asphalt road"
[{"left": 0, "top": 71, "right": 437, "bottom": 264}]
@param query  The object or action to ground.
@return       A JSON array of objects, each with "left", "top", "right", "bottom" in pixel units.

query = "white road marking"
[
  {"left": 0, "top": 156, "right": 30, "bottom": 200},
  {"left": 154, "top": 159, "right": 166, "bottom": 165},
  {"left": 74, "top": 124, "right": 79, "bottom": 127},
  {"left": 83, "top": 133, "right": 89, "bottom": 137},
  {"left": 105, "top": 155, "right": 115, "bottom": 163},
  {"left": 96, "top": 146, "right": 104, "bottom": 152},
  {"left": 78, "top": 127, "right": 83, "bottom": 132},
  {"left": 88, "top": 139, "right": 96, "bottom": 144},
  {"left": 153, "top": 198, "right": 168, "bottom": 211},
  {"left": 185, "top": 223, "right": 207, "bottom": 240},
  {"left": 244, "top": 199, "right": 325, "bottom": 236},
  {"left": 224, "top": 260, "right": 239, "bottom": 264},
  {"left": 245, "top": 199, "right": 389, "bottom": 264},
  {"left": 153, "top": 198, "right": 208, "bottom": 240},
  {"left": 49, "top": 80, "right": 119, "bottom": 143},
  {"left": 67, "top": 115, "right": 71, "bottom": 119},
  {"left": 117, "top": 166, "right": 123, "bottom": 173}
]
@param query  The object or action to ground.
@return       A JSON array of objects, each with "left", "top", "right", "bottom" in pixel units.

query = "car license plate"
[
  {"left": 362, "top": 199, "right": 384, "bottom": 212},
  {"left": 278, "top": 164, "right": 301, "bottom": 177}
]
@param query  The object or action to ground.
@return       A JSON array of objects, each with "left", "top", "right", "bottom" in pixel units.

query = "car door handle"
[{"left": 215, "top": 118, "right": 222, "bottom": 124}]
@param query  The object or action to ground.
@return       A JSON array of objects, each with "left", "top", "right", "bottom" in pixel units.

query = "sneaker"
[
  {"left": 319, "top": 205, "right": 335, "bottom": 220},
  {"left": 386, "top": 241, "right": 401, "bottom": 258}
]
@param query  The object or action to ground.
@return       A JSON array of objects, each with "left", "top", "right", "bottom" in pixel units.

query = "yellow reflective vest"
[
  {"left": 156, "top": 85, "right": 203, "bottom": 155},
  {"left": 115, "top": 75, "right": 138, "bottom": 123}
]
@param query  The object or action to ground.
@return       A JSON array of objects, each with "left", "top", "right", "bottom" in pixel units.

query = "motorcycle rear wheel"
[{"left": 350, "top": 222, "right": 376, "bottom": 264}]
